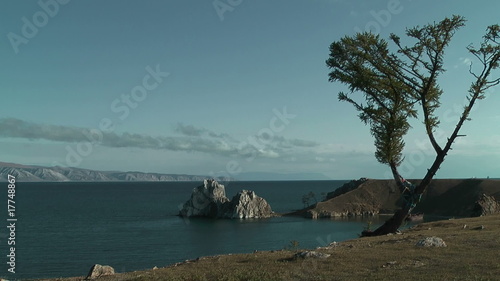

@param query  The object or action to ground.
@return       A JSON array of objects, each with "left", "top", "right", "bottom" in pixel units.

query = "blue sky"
[{"left": 1, "top": 0, "right": 499, "bottom": 179}]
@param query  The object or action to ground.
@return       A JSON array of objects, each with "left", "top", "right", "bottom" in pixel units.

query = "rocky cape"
[
  {"left": 288, "top": 178, "right": 500, "bottom": 219},
  {"left": 0, "top": 162, "right": 207, "bottom": 182},
  {"left": 179, "top": 179, "right": 274, "bottom": 219}
]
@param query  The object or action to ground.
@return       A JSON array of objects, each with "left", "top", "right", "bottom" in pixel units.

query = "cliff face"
[
  {"left": 290, "top": 178, "right": 500, "bottom": 218},
  {"left": 0, "top": 162, "right": 207, "bottom": 182}
]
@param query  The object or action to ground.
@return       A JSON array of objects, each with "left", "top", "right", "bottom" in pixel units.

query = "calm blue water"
[{"left": 0, "top": 180, "right": 388, "bottom": 280}]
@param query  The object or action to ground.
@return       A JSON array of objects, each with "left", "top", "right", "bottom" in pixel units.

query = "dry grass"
[{"left": 36, "top": 214, "right": 500, "bottom": 281}]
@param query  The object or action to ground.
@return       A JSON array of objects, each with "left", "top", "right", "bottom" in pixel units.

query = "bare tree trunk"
[
  {"left": 362, "top": 154, "right": 445, "bottom": 237},
  {"left": 364, "top": 71, "right": 492, "bottom": 237},
  {"left": 362, "top": 206, "right": 411, "bottom": 236}
]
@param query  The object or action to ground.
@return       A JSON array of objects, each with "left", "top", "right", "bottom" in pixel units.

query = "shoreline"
[
  {"left": 20, "top": 178, "right": 500, "bottom": 280},
  {"left": 35, "top": 214, "right": 500, "bottom": 281}
]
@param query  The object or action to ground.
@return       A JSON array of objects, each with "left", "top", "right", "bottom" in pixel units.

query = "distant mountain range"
[
  {"left": 0, "top": 162, "right": 208, "bottom": 182},
  {"left": 236, "top": 171, "right": 332, "bottom": 181},
  {"left": 0, "top": 162, "right": 333, "bottom": 182}
]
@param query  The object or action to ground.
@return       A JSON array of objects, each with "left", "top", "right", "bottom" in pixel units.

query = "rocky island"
[{"left": 179, "top": 179, "right": 274, "bottom": 219}]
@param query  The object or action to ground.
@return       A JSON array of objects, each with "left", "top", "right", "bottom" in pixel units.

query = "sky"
[{"left": 1, "top": 0, "right": 499, "bottom": 180}]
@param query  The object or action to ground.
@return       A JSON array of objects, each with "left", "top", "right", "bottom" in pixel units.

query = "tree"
[
  {"left": 326, "top": 15, "right": 500, "bottom": 236},
  {"left": 308, "top": 191, "right": 318, "bottom": 205},
  {"left": 302, "top": 191, "right": 318, "bottom": 208},
  {"left": 302, "top": 194, "right": 310, "bottom": 208}
]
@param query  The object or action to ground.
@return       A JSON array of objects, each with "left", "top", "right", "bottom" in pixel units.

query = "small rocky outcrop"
[
  {"left": 415, "top": 237, "right": 447, "bottom": 247},
  {"left": 179, "top": 180, "right": 273, "bottom": 219},
  {"left": 471, "top": 194, "right": 500, "bottom": 217},
  {"left": 86, "top": 264, "right": 115, "bottom": 279}
]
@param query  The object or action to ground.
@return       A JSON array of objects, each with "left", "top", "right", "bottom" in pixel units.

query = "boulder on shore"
[
  {"left": 179, "top": 180, "right": 273, "bottom": 219},
  {"left": 86, "top": 264, "right": 115, "bottom": 279}
]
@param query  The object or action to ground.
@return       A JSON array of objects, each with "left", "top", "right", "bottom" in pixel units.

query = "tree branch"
[{"left": 389, "top": 162, "right": 405, "bottom": 193}]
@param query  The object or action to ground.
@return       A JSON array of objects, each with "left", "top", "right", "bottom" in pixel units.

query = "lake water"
[{"left": 0, "top": 180, "right": 390, "bottom": 279}]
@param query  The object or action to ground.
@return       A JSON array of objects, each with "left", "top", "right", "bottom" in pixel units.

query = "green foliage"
[
  {"left": 327, "top": 31, "right": 416, "bottom": 166},
  {"left": 327, "top": 15, "right": 500, "bottom": 235},
  {"left": 308, "top": 191, "right": 317, "bottom": 204},
  {"left": 301, "top": 194, "right": 309, "bottom": 208},
  {"left": 326, "top": 15, "right": 471, "bottom": 166},
  {"left": 301, "top": 191, "right": 318, "bottom": 208}
]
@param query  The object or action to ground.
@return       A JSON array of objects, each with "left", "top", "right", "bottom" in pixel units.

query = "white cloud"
[
  {"left": 0, "top": 118, "right": 321, "bottom": 161},
  {"left": 450, "top": 135, "right": 500, "bottom": 156},
  {"left": 455, "top": 57, "right": 473, "bottom": 69},
  {"left": 460, "top": 57, "right": 472, "bottom": 65}
]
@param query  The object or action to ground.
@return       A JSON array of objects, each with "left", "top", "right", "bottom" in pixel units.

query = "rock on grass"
[
  {"left": 294, "top": 251, "right": 331, "bottom": 259},
  {"left": 415, "top": 237, "right": 447, "bottom": 247}
]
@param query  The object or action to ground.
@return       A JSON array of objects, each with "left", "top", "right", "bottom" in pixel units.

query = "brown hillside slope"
[
  {"left": 414, "top": 178, "right": 500, "bottom": 216},
  {"left": 289, "top": 179, "right": 500, "bottom": 218}
]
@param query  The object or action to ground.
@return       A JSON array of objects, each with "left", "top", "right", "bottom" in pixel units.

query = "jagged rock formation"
[
  {"left": 86, "top": 264, "right": 115, "bottom": 279},
  {"left": 0, "top": 162, "right": 207, "bottom": 182},
  {"left": 472, "top": 194, "right": 500, "bottom": 216},
  {"left": 178, "top": 179, "right": 230, "bottom": 217},
  {"left": 226, "top": 190, "right": 274, "bottom": 219},
  {"left": 179, "top": 180, "right": 273, "bottom": 219}
]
